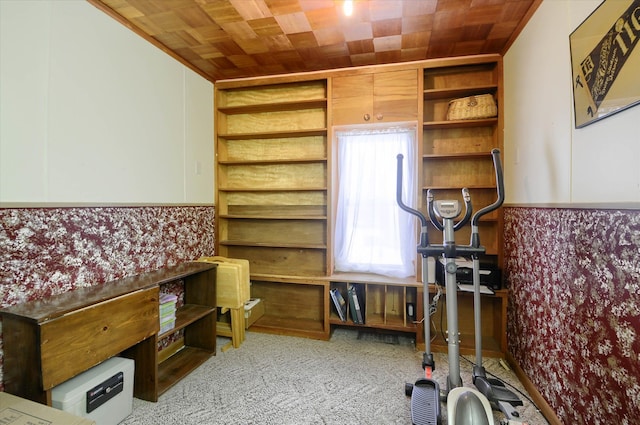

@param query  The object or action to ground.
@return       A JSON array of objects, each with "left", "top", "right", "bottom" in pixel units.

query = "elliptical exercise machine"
[{"left": 397, "top": 149, "right": 525, "bottom": 425}]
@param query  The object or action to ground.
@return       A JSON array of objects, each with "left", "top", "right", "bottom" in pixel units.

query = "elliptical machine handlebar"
[
  {"left": 397, "top": 149, "right": 504, "bottom": 258},
  {"left": 396, "top": 154, "right": 429, "bottom": 249},
  {"left": 397, "top": 154, "right": 473, "bottom": 238},
  {"left": 455, "top": 188, "right": 472, "bottom": 231},
  {"left": 470, "top": 148, "right": 505, "bottom": 248}
]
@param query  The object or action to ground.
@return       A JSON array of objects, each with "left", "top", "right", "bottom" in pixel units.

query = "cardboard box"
[
  {"left": 0, "top": 392, "right": 95, "bottom": 425},
  {"left": 244, "top": 298, "right": 264, "bottom": 329}
]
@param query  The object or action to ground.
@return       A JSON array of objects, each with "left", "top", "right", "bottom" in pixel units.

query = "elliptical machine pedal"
[{"left": 409, "top": 378, "right": 441, "bottom": 425}]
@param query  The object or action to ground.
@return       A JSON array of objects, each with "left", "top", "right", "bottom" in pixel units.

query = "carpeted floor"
[{"left": 121, "top": 329, "right": 549, "bottom": 424}]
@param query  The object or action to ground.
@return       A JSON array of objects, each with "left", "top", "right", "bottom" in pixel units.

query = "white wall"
[
  {"left": 504, "top": 0, "right": 640, "bottom": 204},
  {"left": 0, "top": 1, "right": 214, "bottom": 204}
]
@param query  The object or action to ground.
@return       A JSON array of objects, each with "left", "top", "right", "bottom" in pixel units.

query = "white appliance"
[{"left": 52, "top": 357, "right": 134, "bottom": 425}]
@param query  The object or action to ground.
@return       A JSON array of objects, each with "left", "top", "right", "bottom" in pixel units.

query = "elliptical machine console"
[{"left": 397, "top": 149, "right": 525, "bottom": 425}]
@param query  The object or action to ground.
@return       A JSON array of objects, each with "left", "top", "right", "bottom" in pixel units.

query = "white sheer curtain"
[{"left": 334, "top": 126, "right": 417, "bottom": 278}]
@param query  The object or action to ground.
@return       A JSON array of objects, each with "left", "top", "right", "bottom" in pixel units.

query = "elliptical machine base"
[{"left": 447, "top": 388, "right": 494, "bottom": 425}]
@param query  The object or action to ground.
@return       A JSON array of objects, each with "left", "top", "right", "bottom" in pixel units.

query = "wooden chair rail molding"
[
  {"left": 504, "top": 202, "right": 640, "bottom": 210},
  {"left": 0, "top": 262, "right": 217, "bottom": 405}
]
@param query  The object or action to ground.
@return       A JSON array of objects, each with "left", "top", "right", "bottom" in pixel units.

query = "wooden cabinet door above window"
[{"left": 332, "top": 69, "right": 418, "bottom": 125}]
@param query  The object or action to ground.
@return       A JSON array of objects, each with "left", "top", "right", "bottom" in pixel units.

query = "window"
[{"left": 334, "top": 126, "right": 417, "bottom": 278}]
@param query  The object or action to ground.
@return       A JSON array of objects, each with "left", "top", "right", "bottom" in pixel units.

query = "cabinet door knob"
[
  {"left": 376, "top": 113, "right": 383, "bottom": 120},
  {"left": 363, "top": 113, "right": 370, "bottom": 121}
]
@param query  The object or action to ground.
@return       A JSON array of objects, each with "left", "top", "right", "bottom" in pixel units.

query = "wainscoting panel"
[{"left": 504, "top": 207, "right": 639, "bottom": 424}]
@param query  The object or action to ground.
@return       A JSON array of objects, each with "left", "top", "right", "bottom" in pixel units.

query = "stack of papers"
[
  {"left": 457, "top": 283, "right": 495, "bottom": 295},
  {"left": 159, "top": 293, "right": 177, "bottom": 333}
]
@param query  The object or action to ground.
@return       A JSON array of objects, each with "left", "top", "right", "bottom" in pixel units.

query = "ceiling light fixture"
[{"left": 343, "top": 0, "right": 353, "bottom": 17}]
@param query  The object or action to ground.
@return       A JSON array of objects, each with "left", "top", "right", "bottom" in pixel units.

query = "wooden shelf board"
[
  {"left": 423, "top": 185, "right": 497, "bottom": 190},
  {"left": 328, "top": 272, "right": 420, "bottom": 286},
  {"left": 423, "top": 118, "right": 497, "bottom": 129},
  {"left": 159, "top": 304, "right": 215, "bottom": 339},
  {"left": 218, "top": 187, "right": 327, "bottom": 192},
  {"left": 157, "top": 346, "right": 214, "bottom": 396},
  {"left": 250, "top": 315, "right": 329, "bottom": 340},
  {"left": 423, "top": 85, "right": 498, "bottom": 100},
  {"left": 423, "top": 152, "right": 492, "bottom": 159},
  {"left": 364, "top": 320, "right": 417, "bottom": 332},
  {"left": 424, "top": 334, "right": 503, "bottom": 358},
  {"left": 219, "top": 240, "right": 327, "bottom": 249},
  {"left": 427, "top": 285, "right": 508, "bottom": 299},
  {"left": 218, "top": 158, "right": 327, "bottom": 165},
  {"left": 218, "top": 129, "right": 327, "bottom": 140},
  {"left": 328, "top": 319, "right": 367, "bottom": 327},
  {"left": 329, "top": 316, "right": 364, "bottom": 328},
  {"left": 218, "top": 98, "right": 327, "bottom": 114},
  {"left": 329, "top": 315, "right": 418, "bottom": 329},
  {"left": 220, "top": 214, "right": 327, "bottom": 220},
  {"left": 251, "top": 274, "right": 328, "bottom": 285}
]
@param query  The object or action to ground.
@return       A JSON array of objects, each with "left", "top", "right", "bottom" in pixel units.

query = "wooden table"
[{"left": 0, "top": 262, "right": 216, "bottom": 404}]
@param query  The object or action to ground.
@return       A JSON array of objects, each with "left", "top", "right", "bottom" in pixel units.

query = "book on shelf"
[
  {"left": 160, "top": 302, "right": 176, "bottom": 317},
  {"left": 347, "top": 283, "right": 364, "bottom": 324},
  {"left": 159, "top": 293, "right": 178, "bottom": 333},
  {"left": 159, "top": 314, "right": 176, "bottom": 334},
  {"left": 330, "top": 288, "right": 347, "bottom": 322}
]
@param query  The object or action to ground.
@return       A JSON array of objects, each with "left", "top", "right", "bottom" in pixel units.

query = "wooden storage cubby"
[
  {"left": 426, "top": 286, "right": 508, "bottom": 357},
  {"left": 152, "top": 264, "right": 217, "bottom": 399},
  {"left": 417, "top": 56, "right": 505, "bottom": 357},
  {"left": 422, "top": 57, "right": 503, "bottom": 268},
  {"left": 215, "top": 78, "right": 329, "bottom": 338},
  {"left": 215, "top": 79, "right": 328, "bottom": 278},
  {"left": 328, "top": 274, "right": 421, "bottom": 337},
  {"left": 248, "top": 276, "right": 329, "bottom": 340}
]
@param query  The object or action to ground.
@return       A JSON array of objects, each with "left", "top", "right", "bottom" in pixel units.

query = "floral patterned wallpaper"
[
  {"left": 0, "top": 205, "right": 215, "bottom": 389},
  {"left": 504, "top": 207, "right": 640, "bottom": 424},
  {"left": 3, "top": 203, "right": 638, "bottom": 422}
]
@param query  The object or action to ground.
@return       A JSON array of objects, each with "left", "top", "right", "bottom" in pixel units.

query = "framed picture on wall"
[{"left": 570, "top": 0, "right": 640, "bottom": 128}]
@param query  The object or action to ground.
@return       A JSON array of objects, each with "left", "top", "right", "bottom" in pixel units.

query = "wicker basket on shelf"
[{"left": 446, "top": 94, "right": 497, "bottom": 120}]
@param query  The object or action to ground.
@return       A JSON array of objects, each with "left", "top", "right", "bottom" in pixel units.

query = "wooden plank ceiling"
[{"left": 89, "top": 0, "right": 540, "bottom": 82}]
